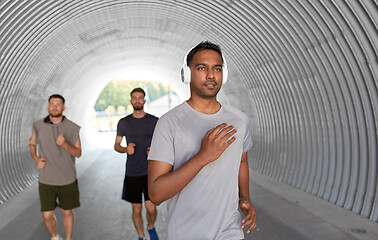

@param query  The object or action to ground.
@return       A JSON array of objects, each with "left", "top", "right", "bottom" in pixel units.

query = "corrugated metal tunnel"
[{"left": 0, "top": 0, "right": 377, "bottom": 223}]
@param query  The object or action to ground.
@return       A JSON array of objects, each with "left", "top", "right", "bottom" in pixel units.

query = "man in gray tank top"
[
  {"left": 29, "top": 94, "right": 81, "bottom": 240},
  {"left": 148, "top": 41, "right": 257, "bottom": 239}
]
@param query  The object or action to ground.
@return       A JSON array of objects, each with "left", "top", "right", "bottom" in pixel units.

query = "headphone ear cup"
[
  {"left": 222, "top": 71, "right": 228, "bottom": 84},
  {"left": 222, "top": 57, "right": 228, "bottom": 84},
  {"left": 181, "top": 65, "right": 191, "bottom": 84},
  {"left": 180, "top": 67, "right": 185, "bottom": 83}
]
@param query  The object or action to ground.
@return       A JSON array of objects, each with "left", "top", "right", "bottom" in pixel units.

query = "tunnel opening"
[{"left": 85, "top": 76, "right": 182, "bottom": 150}]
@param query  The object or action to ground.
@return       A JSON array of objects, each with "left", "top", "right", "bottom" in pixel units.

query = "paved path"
[{"left": 0, "top": 134, "right": 377, "bottom": 240}]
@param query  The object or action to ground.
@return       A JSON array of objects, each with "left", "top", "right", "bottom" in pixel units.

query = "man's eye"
[
  {"left": 198, "top": 67, "right": 205, "bottom": 70},
  {"left": 215, "top": 67, "right": 222, "bottom": 72}
]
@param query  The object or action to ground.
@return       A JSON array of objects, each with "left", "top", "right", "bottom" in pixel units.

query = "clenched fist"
[{"left": 56, "top": 133, "right": 65, "bottom": 146}]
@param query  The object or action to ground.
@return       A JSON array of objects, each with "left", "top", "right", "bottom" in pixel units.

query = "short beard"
[
  {"left": 133, "top": 106, "right": 144, "bottom": 111},
  {"left": 49, "top": 113, "right": 63, "bottom": 118}
]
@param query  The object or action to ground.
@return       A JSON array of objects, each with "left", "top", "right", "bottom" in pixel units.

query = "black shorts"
[
  {"left": 122, "top": 175, "right": 149, "bottom": 204},
  {"left": 39, "top": 180, "right": 80, "bottom": 211}
]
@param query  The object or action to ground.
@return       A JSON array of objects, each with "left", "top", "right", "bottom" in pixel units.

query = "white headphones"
[{"left": 180, "top": 47, "right": 228, "bottom": 84}]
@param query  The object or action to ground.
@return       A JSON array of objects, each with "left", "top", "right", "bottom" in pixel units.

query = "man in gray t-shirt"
[{"left": 148, "top": 41, "right": 257, "bottom": 240}]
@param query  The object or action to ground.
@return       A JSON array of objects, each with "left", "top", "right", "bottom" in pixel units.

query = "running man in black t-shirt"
[{"left": 114, "top": 87, "right": 159, "bottom": 240}]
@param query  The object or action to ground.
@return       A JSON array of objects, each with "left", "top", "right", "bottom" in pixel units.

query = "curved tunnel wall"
[{"left": 0, "top": 0, "right": 377, "bottom": 221}]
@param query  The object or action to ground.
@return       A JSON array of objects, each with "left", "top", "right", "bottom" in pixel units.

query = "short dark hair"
[
  {"left": 186, "top": 41, "right": 223, "bottom": 66},
  {"left": 48, "top": 94, "right": 65, "bottom": 104},
  {"left": 130, "top": 87, "right": 145, "bottom": 97}
]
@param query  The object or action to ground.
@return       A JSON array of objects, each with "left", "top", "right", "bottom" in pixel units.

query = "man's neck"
[
  {"left": 49, "top": 115, "right": 64, "bottom": 124},
  {"left": 132, "top": 110, "right": 146, "bottom": 118},
  {"left": 187, "top": 97, "right": 221, "bottom": 115}
]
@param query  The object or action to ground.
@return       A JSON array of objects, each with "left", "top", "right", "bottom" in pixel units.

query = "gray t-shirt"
[
  {"left": 148, "top": 102, "right": 253, "bottom": 240},
  {"left": 33, "top": 116, "right": 80, "bottom": 186}
]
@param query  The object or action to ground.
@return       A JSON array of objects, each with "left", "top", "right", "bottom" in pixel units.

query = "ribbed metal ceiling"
[{"left": 0, "top": 0, "right": 377, "bottom": 221}]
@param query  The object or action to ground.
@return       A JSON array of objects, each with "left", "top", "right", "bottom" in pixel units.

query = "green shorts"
[{"left": 39, "top": 180, "right": 80, "bottom": 211}]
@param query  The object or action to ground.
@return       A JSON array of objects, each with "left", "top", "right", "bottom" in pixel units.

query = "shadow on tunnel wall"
[{"left": 0, "top": 0, "right": 377, "bottom": 221}]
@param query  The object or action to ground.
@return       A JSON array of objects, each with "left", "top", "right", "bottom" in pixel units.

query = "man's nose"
[{"left": 207, "top": 69, "right": 215, "bottom": 79}]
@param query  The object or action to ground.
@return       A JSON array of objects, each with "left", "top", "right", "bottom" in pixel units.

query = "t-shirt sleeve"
[
  {"left": 116, "top": 119, "right": 124, "bottom": 136},
  {"left": 243, "top": 117, "right": 253, "bottom": 153},
  {"left": 148, "top": 116, "right": 175, "bottom": 165}
]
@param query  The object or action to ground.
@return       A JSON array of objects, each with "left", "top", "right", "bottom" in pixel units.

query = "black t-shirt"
[{"left": 116, "top": 113, "right": 158, "bottom": 176}]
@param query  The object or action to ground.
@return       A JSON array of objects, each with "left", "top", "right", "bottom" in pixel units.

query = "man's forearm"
[
  {"left": 149, "top": 154, "right": 207, "bottom": 205},
  {"left": 61, "top": 142, "right": 81, "bottom": 157},
  {"left": 239, "top": 153, "right": 251, "bottom": 201},
  {"left": 114, "top": 143, "right": 127, "bottom": 153},
  {"left": 29, "top": 144, "right": 39, "bottom": 164}
]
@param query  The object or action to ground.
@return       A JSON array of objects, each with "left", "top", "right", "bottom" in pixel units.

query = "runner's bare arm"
[
  {"left": 29, "top": 129, "right": 46, "bottom": 168},
  {"left": 114, "top": 135, "right": 127, "bottom": 153},
  {"left": 238, "top": 152, "right": 257, "bottom": 233},
  {"left": 56, "top": 133, "right": 81, "bottom": 157}
]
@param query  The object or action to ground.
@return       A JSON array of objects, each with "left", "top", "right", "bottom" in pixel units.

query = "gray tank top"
[{"left": 33, "top": 116, "right": 80, "bottom": 186}]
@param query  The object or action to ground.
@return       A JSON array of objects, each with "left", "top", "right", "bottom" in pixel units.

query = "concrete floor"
[{"left": 0, "top": 133, "right": 377, "bottom": 240}]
